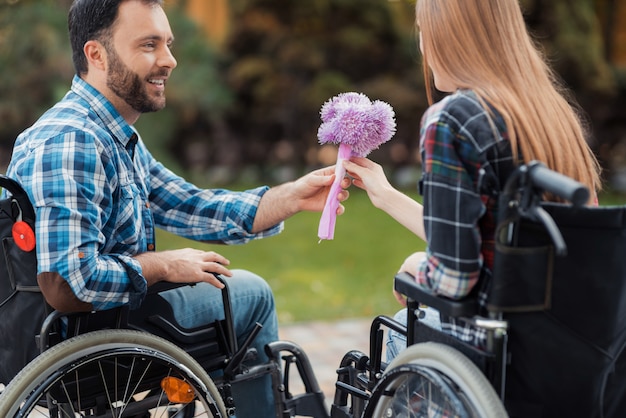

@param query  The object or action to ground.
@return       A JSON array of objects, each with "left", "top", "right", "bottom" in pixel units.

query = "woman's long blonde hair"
[{"left": 416, "top": 0, "right": 601, "bottom": 194}]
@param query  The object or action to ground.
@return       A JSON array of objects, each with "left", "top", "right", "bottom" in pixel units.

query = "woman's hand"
[
  {"left": 343, "top": 157, "right": 393, "bottom": 209},
  {"left": 344, "top": 157, "right": 427, "bottom": 241}
]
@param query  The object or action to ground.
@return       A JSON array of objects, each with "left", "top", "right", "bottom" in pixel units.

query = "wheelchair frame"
[
  {"left": 0, "top": 277, "right": 331, "bottom": 417},
  {"left": 1, "top": 161, "right": 617, "bottom": 418}
]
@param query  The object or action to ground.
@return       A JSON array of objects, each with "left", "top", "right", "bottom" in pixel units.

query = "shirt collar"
[{"left": 70, "top": 75, "right": 138, "bottom": 149}]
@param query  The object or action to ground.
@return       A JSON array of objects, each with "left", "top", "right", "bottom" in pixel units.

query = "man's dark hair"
[{"left": 68, "top": 0, "right": 164, "bottom": 75}]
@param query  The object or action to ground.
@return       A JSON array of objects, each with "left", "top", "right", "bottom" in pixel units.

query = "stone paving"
[{"left": 278, "top": 318, "right": 375, "bottom": 403}]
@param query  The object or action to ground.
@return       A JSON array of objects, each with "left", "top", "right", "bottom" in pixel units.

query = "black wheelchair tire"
[
  {"left": 366, "top": 342, "right": 507, "bottom": 418},
  {"left": 0, "top": 329, "right": 227, "bottom": 417}
]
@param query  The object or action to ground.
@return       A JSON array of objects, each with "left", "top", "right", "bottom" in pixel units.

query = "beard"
[{"left": 106, "top": 47, "right": 167, "bottom": 113}]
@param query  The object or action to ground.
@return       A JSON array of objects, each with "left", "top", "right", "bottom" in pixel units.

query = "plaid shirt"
[
  {"left": 416, "top": 89, "right": 516, "bottom": 347},
  {"left": 5, "top": 75, "right": 282, "bottom": 310}
]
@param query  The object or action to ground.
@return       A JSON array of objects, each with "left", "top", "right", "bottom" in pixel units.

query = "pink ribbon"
[{"left": 318, "top": 143, "right": 352, "bottom": 241}]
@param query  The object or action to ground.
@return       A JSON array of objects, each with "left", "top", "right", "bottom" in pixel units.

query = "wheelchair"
[
  {"left": 0, "top": 175, "right": 328, "bottom": 418},
  {"left": 2, "top": 160, "right": 626, "bottom": 418},
  {"left": 330, "top": 161, "right": 626, "bottom": 418}
]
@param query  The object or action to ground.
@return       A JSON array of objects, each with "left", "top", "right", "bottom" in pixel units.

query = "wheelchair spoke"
[
  {"left": 119, "top": 357, "right": 153, "bottom": 417},
  {"left": 153, "top": 373, "right": 170, "bottom": 418},
  {"left": 58, "top": 381, "right": 77, "bottom": 418},
  {"left": 98, "top": 360, "right": 116, "bottom": 418}
]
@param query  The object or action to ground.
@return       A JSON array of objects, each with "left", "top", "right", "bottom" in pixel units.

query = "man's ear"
[{"left": 83, "top": 40, "right": 107, "bottom": 72}]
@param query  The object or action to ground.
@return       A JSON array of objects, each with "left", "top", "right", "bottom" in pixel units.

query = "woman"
[{"left": 343, "top": 0, "right": 601, "bottom": 357}]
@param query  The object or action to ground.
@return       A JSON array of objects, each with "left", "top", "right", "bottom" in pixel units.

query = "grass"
[{"left": 156, "top": 188, "right": 425, "bottom": 324}]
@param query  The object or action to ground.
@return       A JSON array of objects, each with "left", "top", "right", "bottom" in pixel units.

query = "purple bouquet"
[{"left": 317, "top": 92, "right": 396, "bottom": 241}]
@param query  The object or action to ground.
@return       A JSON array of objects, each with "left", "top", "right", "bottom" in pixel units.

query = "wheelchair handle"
[
  {"left": 499, "top": 161, "right": 588, "bottom": 256},
  {"left": 0, "top": 174, "right": 36, "bottom": 224},
  {"left": 0, "top": 175, "right": 28, "bottom": 201},
  {"left": 518, "top": 161, "right": 590, "bottom": 207}
]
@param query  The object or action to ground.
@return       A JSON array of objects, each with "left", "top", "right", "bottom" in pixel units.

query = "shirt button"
[
  {"left": 147, "top": 244, "right": 155, "bottom": 251},
  {"left": 145, "top": 202, "right": 150, "bottom": 208}
]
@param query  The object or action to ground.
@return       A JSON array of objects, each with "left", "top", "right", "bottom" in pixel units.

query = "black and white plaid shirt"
[{"left": 416, "top": 89, "right": 516, "bottom": 348}]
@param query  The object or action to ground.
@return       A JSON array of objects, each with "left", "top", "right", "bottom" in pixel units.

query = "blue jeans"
[
  {"left": 160, "top": 269, "right": 278, "bottom": 418},
  {"left": 386, "top": 306, "right": 442, "bottom": 362}
]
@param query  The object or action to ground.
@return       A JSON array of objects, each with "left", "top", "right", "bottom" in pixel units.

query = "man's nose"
[{"left": 159, "top": 46, "right": 177, "bottom": 69}]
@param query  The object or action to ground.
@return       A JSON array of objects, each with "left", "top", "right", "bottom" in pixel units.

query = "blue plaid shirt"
[
  {"left": 5, "top": 75, "right": 282, "bottom": 310},
  {"left": 417, "top": 89, "right": 516, "bottom": 347}
]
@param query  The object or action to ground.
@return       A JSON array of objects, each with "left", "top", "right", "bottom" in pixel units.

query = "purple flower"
[{"left": 317, "top": 92, "right": 396, "bottom": 157}]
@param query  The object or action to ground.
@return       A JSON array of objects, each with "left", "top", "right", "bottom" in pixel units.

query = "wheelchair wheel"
[
  {"left": 366, "top": 342, "right": 507, "bottom": 418},
  {"left": 0, "top": 329, "right": 227, "bottom": 417}
]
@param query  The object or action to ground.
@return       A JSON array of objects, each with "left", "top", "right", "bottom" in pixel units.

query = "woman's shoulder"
[
  {"left": 423, "top": 89, "right": 494, "bottom": 129},
  {"left": 428, "top": 89, "right": 485, "bottom": 115}
]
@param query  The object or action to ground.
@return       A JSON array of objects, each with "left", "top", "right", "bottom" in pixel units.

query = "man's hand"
[
  {"left": 252, "top": 165, "right": 351, "bottom": 232},
  {"left": 291, "top": 165, "right": 351, "bottom": 213},
  {"left": 136, "top": 248, "right": 233, "bottom": 289}
]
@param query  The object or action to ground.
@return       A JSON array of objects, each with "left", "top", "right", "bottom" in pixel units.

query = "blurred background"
[{"left": 1, "top": 0, "right": 626, "bottom": 323}]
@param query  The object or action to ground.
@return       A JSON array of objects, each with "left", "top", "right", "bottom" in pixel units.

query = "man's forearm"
[
  {"left": 134, "top": 252, "right": 169, "bottom": 286},
  {"left": 251, "top": 182, "right": 299, "bottom": 233}
]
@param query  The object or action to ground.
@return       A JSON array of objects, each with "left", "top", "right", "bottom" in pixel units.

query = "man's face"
[
  {"left": 105, "top": 44, "right": 163, "bottom": 113},
  {"left": 105, "top": 1, "right": 177, "bottom": 114}
]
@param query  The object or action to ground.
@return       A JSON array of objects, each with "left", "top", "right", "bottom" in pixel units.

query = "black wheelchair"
[
  {"left": 330, "top": 162, "right": 626, "bottom": 418},
  {"left": 0, "top": 175, "right": 328, "bottom": 418},
  {"left": 1, "top": 161, "right": 626, "bottom": 417}
]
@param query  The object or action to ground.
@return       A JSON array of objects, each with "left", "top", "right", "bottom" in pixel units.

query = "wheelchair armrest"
[
  {"left": 147, "top": 281, "right": 192, "bottom": 295},
  {"left": 394, "top": 272, "right": 478, "bottom": 318}
]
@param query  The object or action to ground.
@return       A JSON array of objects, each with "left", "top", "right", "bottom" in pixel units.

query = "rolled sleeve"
[{"left": 146, "top": 157, "right": 283, "bottom": 244}]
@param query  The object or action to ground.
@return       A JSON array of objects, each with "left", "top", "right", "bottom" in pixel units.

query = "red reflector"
[{"left": 12, "top": 221, "right": 35, "bottom": 252}]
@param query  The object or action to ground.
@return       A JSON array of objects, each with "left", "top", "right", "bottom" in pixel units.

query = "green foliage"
[
  {"left": 0, "top": 1, "right": 72, "bottom": 167},
  {"left": 522, "top": 0, "right": 616, "bottom": 94},
  {"left": 135, "top": 5, "right": 233, "bottom": 170},
  {"left": 167, "top": 13, "right": 233, "bottom": 115},
  {"left": 217, "top": 0, "right": 426, "bottom": 173}
]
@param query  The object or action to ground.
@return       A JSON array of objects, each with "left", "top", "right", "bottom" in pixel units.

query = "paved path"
[{"left": 278, "top": 318, "right": 375, "bottom": 403}]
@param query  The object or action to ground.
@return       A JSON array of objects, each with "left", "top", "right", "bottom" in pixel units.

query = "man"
[{"left": 5, "top": 0, "right": 349, "bottom": 416}]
